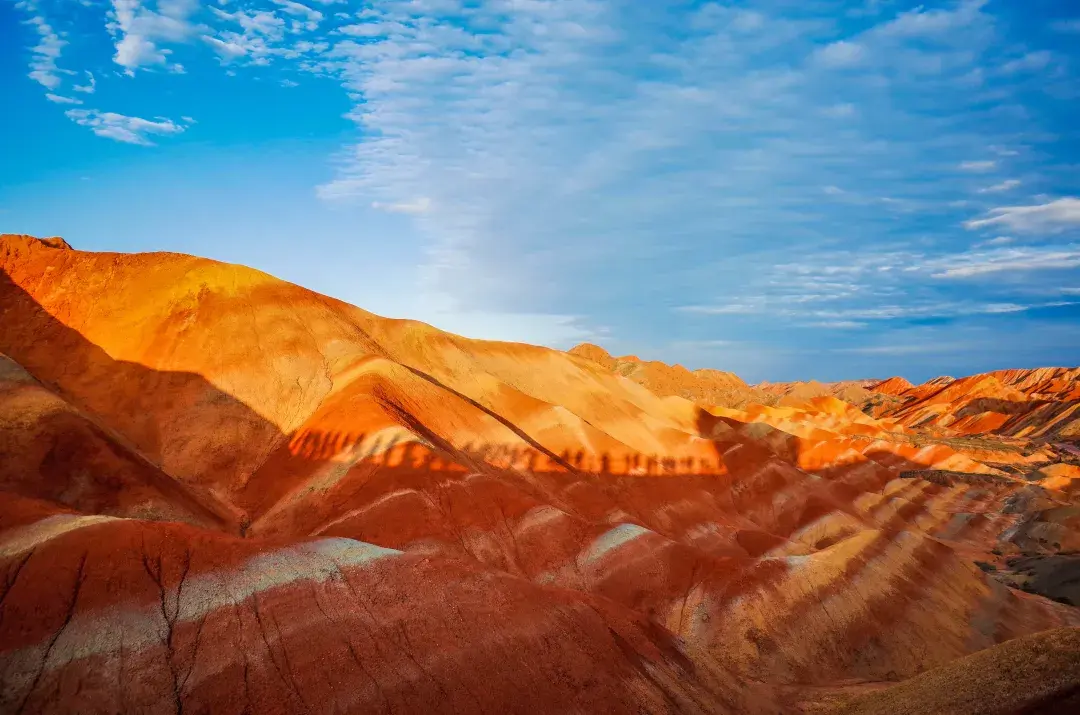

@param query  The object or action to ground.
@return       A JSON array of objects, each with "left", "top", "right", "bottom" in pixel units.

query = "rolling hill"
[{"left": 1, "top": 233, "right": 1078, "bottom": 714}]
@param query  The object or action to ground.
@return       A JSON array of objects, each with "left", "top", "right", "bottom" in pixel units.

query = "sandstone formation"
[
  {"left": 756, "top": 379, "right": 877, "bottom": 408},
  {"left": 869, "top": 370, "right": 1080, "bottom": 441},
  {"left": 569, "top": 343, "right": 766, "bottom": 408},
  {"left": 1, "top": 234, "right": 1079, "bottom": 714},
  {"left": 833, "top": 627, "right": 1080, "bottom": 714}
]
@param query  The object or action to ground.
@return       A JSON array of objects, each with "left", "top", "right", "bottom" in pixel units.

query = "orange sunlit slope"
[{"left": 1, "top": 234, "right": 1078, "bottom": 714}]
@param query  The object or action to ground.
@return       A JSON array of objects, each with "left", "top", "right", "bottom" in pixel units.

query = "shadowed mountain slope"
[
  {"left": 1, "top": 234, "right": 1078, "bottom": 714},
  {"left": 830, "top": 627, "right": 1080, "bottom": 715}
]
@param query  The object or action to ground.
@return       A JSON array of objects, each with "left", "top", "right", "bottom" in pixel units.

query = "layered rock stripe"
[{"left": 1, "top": 234, "right": 1078, "bottom": 713}]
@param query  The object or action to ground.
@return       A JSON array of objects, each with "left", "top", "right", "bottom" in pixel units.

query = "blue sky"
[{"left": 2, "top": 0, "right": 1079, "bottom": 383}]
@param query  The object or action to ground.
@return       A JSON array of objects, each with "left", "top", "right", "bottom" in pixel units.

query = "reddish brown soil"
[
  {"left": 830, "top": 627, "right": 1080, "bottom": 714},
  {"left": 1, "top": 234, "right": 1078, "bottom": 714},
  {"left": 868, "top": 369, "right": 1080, "bottom": 441}
]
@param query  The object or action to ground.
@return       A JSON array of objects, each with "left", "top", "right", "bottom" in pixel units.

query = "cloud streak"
[
  {"left": 964, "top": 198, "right": 1080, "bottom": 233},
  {"left": 20, "top": 2, "right": 66, "bottom": 90},
  {"left": 64, "top": 109, "right": 192, "bottom": 145},
  {"left": 8, "top": 0, "right": 1080, "bottom": 375}
]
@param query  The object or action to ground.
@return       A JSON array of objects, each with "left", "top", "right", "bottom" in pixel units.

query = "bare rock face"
[
  {"left": 569, "top": 342, "right": 763, "bottom": 407},
  {"left": 38, "top": 236, "right": 73, "bottom": 250},
  {"left": 832, "top": 627, "right": 1080, "bottom": 715},
  {"left": 1, "top": 233, "right": 1079, "bottom": 714},
  {"left": 871, "top": 376, "right": 915, "bottom": 396},
  {"left": 864, "top": 368, "right": 1080, "bottom": 441},
  {"left": 568, "top": 342, "right": 619, "bottom": 371}
]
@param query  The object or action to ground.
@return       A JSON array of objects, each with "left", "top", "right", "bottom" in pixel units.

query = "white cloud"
[
  {"left": 108, "top": 0, "right": 200, "bottom": 73},
  {"left": 73, "top": 71, "right": 96, "bottom": 94},
  {"left": 677, "top": 303, "right": 762, "bottom": 316},
  {"left": 15, "top": 0, "right": 1076, "bottom": 357},
  {"left": 21, "top": 8, "right": 66, "bottom": 90},
  {"left": 815, "top": 40, "right": 866, "bottom": 68},
  {"left": 205, "top": 4, "right": 325, "bottom": 64},
  {"left": 805, "top": 321, "right": 867, "bottom": 329},
  {"left": 272, "top": 0, "right": 322, "bottom": 24},
  {"left": 45, "top": 93, "right": 82, "bottom": 105},
  {"left": 338, "top": 23, "right": 386, "bottom": 38},
  {"left": 64, "top": 109, "right": 191, "bottom": 145},
  {"left": 959, "top": 160, "right": 996, "bottom": 172},
  {"left": 964, "top": 198, "right": 1080, "bottom": 233},
  {"left": 977, "top": 178, "right": 1021, "bottom": 194},
  {"left": 371, "top": 197, "right": 432, "bottom": 215},
  {"left": 929, "top": 246, "right": 1080, "bottom": 278},
  {"left": 203, "top": 35, "right": 248, "bottom": 60},
  {"left": 1000, "top": 50, "right": 1052, "bottom": 75},
  {"left": 679, "top": 297, "right": 1074, "bottom": 321},
  {"left": 975, "top": 236, "right": 1013, "bottom": 247},
  {"left": 876, "top": 0, "right": 990, "bottom": 38}
]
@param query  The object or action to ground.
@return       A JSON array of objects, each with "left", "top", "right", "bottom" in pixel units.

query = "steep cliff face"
[{"left": 1, "top": 234, "right": 1078, "bottom": 714}]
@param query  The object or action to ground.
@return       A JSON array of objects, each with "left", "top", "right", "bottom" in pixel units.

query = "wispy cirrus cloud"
[
  {"left": 927, "top": 246, "right": 1080, "bottom": 278},
  {"left": 19, "top": 1, "right": 66, "bottom": 90},
  {"left": 977, "top": 178, "right": 1021, "bottom": 193},
  {"left": 677, "top": 298, "right": 1075, "bottom": 322},
  {"left": 9, "top": 0, "right": 1080, "bottom": 376},
  {"left": 64, "top": 109, "right": 192, "bottom": 145},
  {"left": 963, "top": 197, "right": 1080, "bottom": 233},
  {"left": 299, "top": 0, "right": 1031, "bottom": 323},
  {"left": 959, "top": 160, "right": 997, "bottom": 172},
  {"left": 45, "top": 93, "right": 82, "bottom": 105},
  {"left": 371, "top": 197, "right": 432, "bottom": 215}
]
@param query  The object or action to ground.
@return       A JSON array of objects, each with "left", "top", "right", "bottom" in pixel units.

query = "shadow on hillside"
[
  {"left": 255, "top": 403, "right": 1015, "bottom": 500},
  {"left": 955, "top": 398, "right": 1048, "bottom": 418},
  {"left": 239, "top": 422, "right": 736, "bottom": 525},
  {"left": 0, "top": 265, "right": 280, "bottom": 532},
  {"left": 281, "top": 427, "right": 723, "bottom": 476},
  {"left": 2, "top": 250, "right": 1027, "bottom": 545}
]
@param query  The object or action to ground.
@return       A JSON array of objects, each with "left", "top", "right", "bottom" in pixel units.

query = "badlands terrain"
[{"left": 1, "top": 233, "right": 1079, "bottom": 714}]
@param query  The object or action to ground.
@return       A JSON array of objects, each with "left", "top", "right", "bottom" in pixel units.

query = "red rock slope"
[
  {"left": 569, "top": 342, "right": 766, "bottom": 407},
  {"left": 832, "top": 626, "right": 1080, "bottom": 715},
  {"left": 1, "top": 234, "right": 1078, "bottom": 714},
  {"left": 756, "top": 379, "right": 877, "bottom": 407},
  {"left": 869, "top": 369, "right": 1080, "bottom": 441}
]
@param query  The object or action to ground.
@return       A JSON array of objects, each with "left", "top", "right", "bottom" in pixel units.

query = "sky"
[{"left": 2, "top": 0, "right": 1079, "bottom": 383}]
